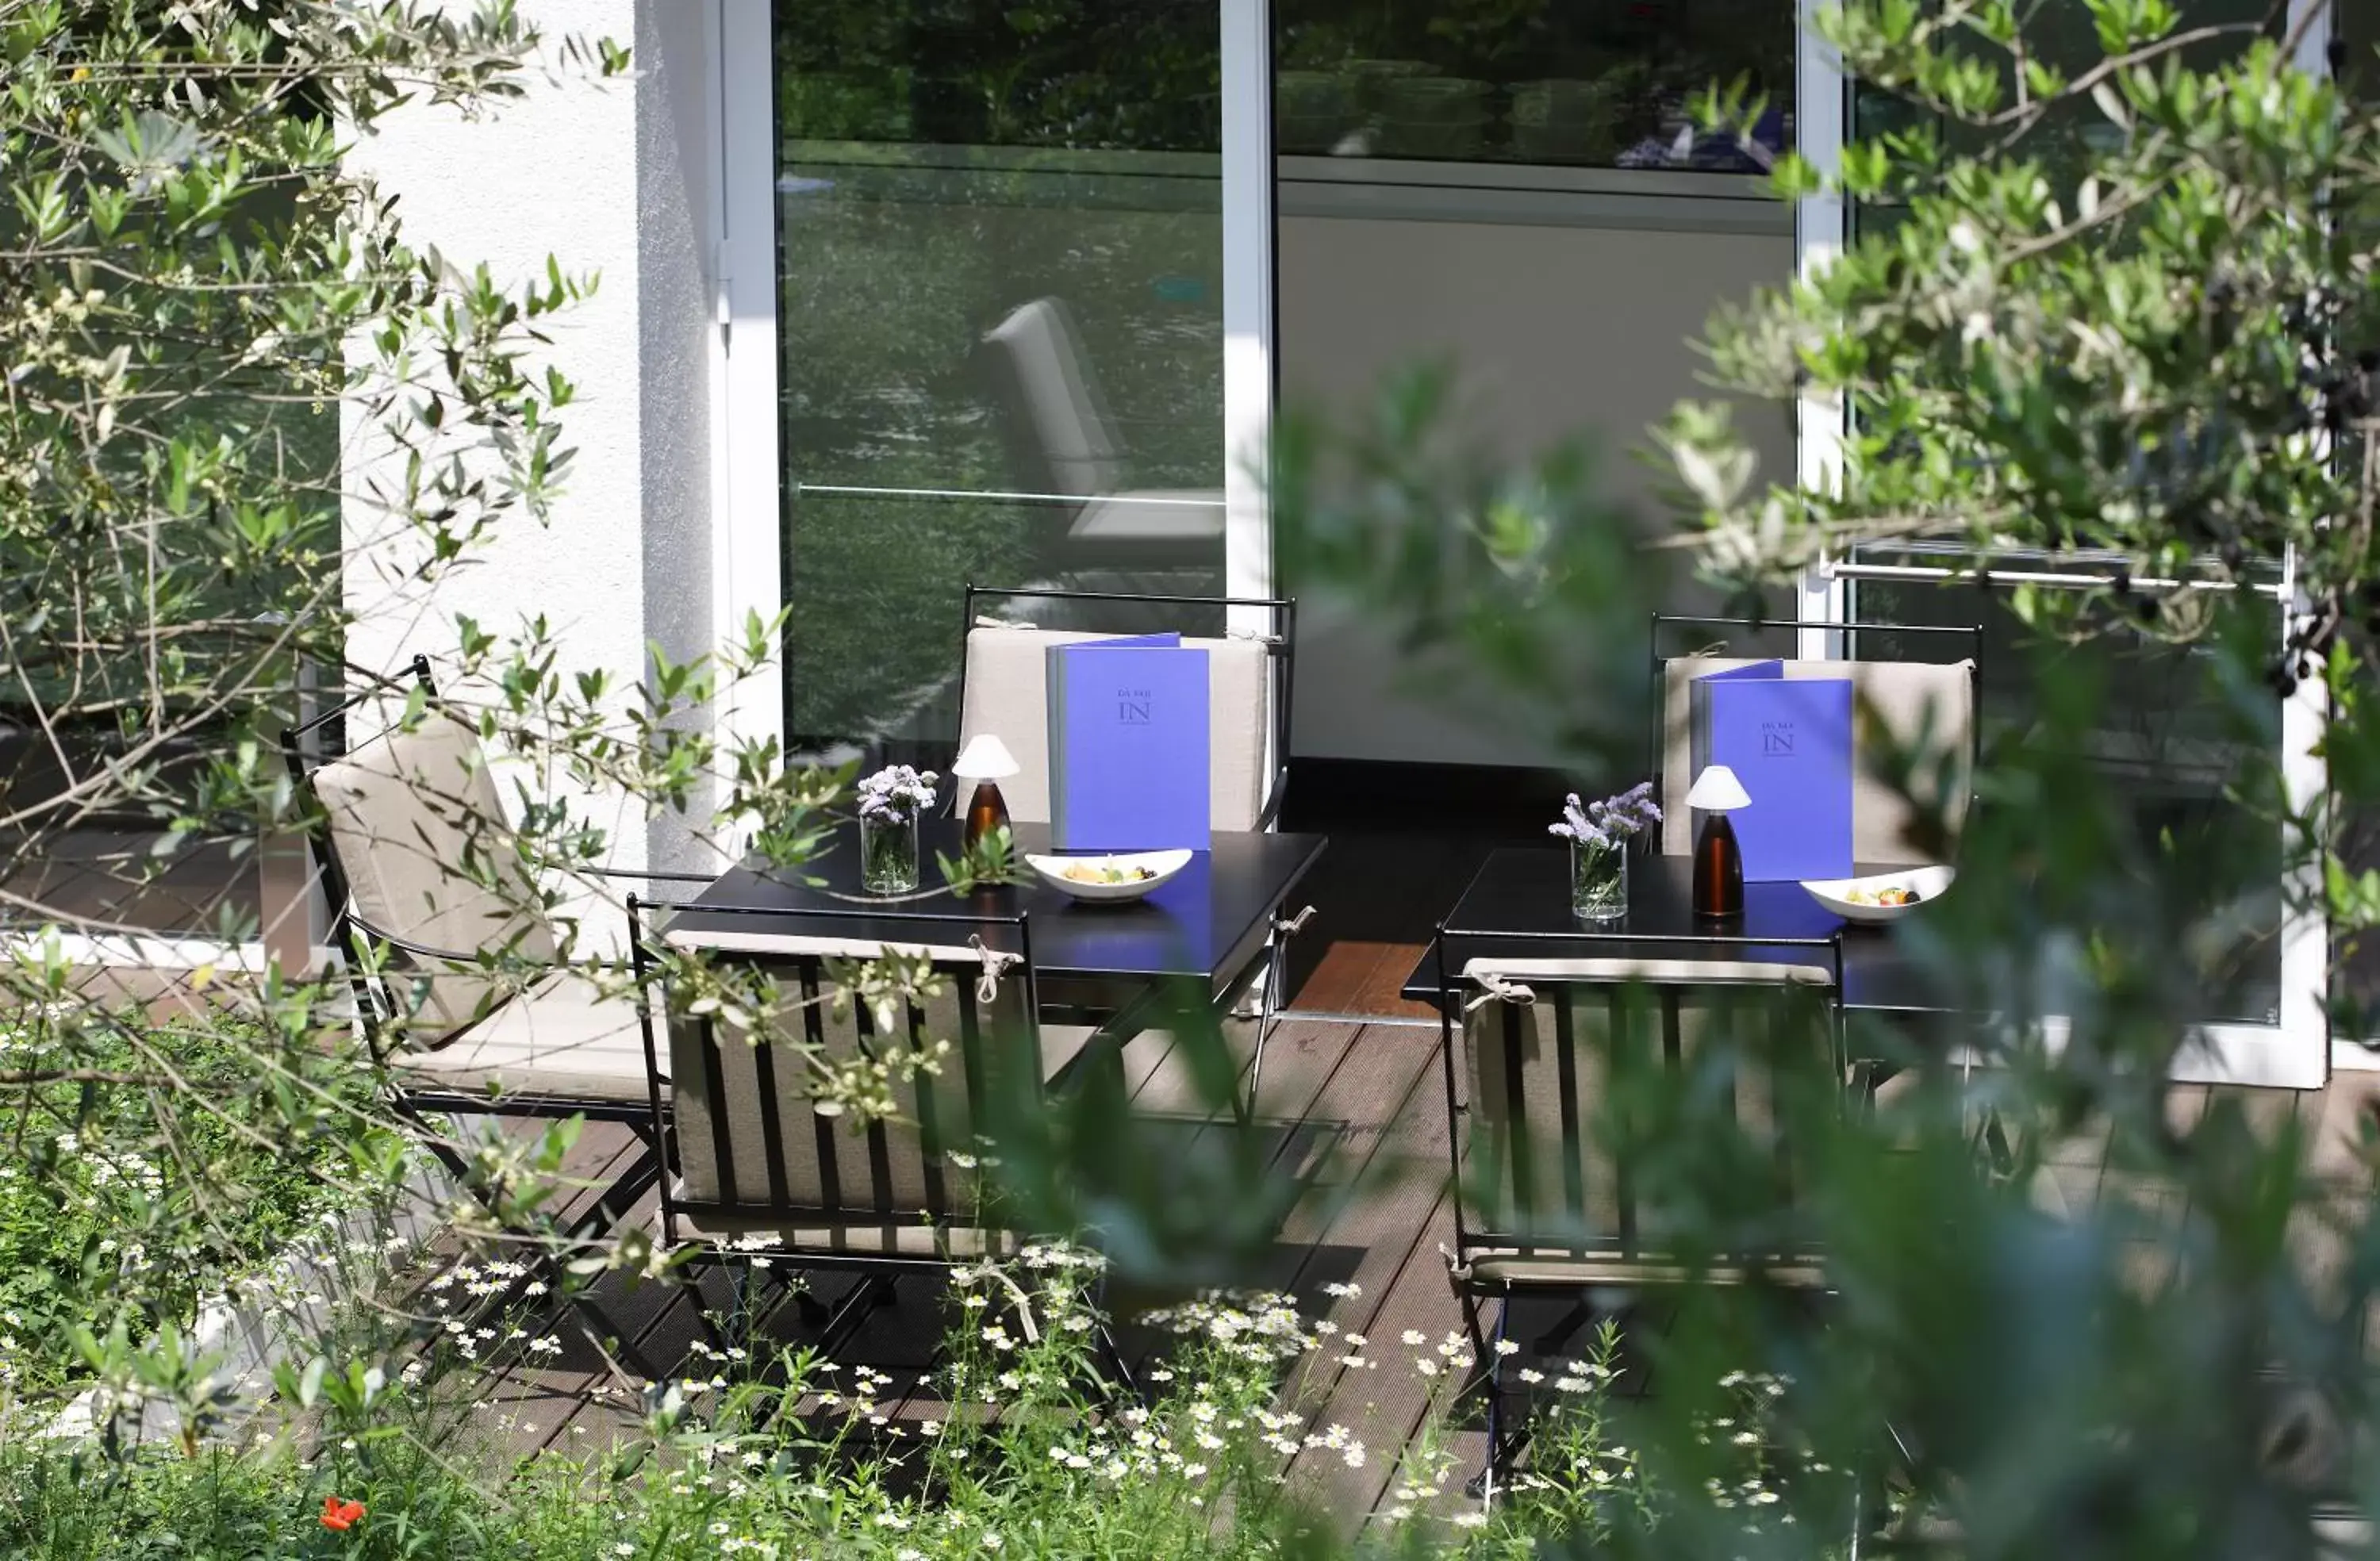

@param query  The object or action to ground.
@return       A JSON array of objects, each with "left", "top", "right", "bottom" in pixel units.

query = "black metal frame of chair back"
[
  {"left": 278, "top": 655, "right": 707, "bottom": 1109},
  {"left": 959, "top": 585, "right": 1298, "bottom": 827},
  {"left": 277, "top": 654, "right": 438, "bottom": 1048},
  {"left": 629, "top": 897, "right": 1044, "bottom": 1269},
  {"left": 1646, "top": 613, "right": 1985, "bottom": 833},
  {"left": 1434, "top": 923, "right": 1846, "bottom": 1288}
]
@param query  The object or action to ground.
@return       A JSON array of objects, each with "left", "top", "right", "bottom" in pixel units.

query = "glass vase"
[
  {"left": 1571, "top": 841, "right": 1628, "bottom": 922},
  {"left": 860, "top": 813, "right": 920, "bottom": 896}
]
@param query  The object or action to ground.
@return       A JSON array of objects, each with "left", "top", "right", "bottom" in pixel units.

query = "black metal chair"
[
  {"left": 1437, "top": 926, "right": 1847, "bottom": 1492},
  {"left": 280, "top": 657, "right": 714, "bottom": 1375},
  {"left": 954, "top": 585, "right": 1311, "bottom": 1103},
  {"left": 629, "top": 899, "right": 1100, "bottom": 1357},
  {"left": 1649, "top": 613, "right": 1984, "bottom": 866}
]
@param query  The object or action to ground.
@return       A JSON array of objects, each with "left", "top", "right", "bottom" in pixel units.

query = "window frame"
[
  {"left": 712, "top": 0, "right": 1281, "bottom": 761},
  {"left": 1790, "top": 0, "right": 2336, "bottom": 1087}
]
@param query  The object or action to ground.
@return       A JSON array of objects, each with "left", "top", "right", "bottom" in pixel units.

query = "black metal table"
[
  {"left": 1400, "top": 850, "right": 1954, "bottom": 1015},
  {"left": 671, "top": 821, "right": 1327, "bottom": 1017}
]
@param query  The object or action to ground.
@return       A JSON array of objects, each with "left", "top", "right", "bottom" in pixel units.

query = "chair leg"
[
  {"left": 1093, "top": 1320, "right": 1141, "bottom": 1401},
  {"left": 552, "top": 1255, "right": 662, "bottom": 1390},
  {"left": 1243, "top": 904, "right": 1316, "bottom": 1118},
  {"left": 1463, "top": 1294, "right": 1516, "bottom": 1502},
  {"left": 795, "top": 1271, "right": 899, "bottom": 1363}
]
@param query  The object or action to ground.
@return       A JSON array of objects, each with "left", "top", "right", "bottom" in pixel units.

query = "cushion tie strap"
[
  {"left": 968, "top": 935, "right": 1021, "bottom": 1003},
  {"left": 1464, "top": 971, "right": 1535, "bottom": 1014}
]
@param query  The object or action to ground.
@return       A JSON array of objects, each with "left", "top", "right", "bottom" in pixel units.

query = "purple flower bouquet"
[
  {"left": 858, "top": 765, "right": 938, "bottom": 894},
  {"left": 1549, "top": 780, "right": 1661, "bottom": 921}
]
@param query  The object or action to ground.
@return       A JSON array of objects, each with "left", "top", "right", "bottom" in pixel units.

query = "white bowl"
[
  {"left": 1799, "top": 865, "right": 1956, "bottom": 924},
  {"left": 1025, "top": 850, "right": 1193, "bottom": 903}
]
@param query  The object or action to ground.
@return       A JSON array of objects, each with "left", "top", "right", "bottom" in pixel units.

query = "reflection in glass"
[
  {"left": 1851, "top": 0, "right": 2271, "bottom": 240},
  {"left": 773, "top": 2, "right": 1226, "bottom": 755},
  {"left": 2345, "top": 0, "right": 2380, "bottom": 107},
  {"left": 1276, "top": 0, "right": 1791, "bottom": 171},
  {"left": 1856, "top": 569, "right": 2284, "bottom": 1026}
]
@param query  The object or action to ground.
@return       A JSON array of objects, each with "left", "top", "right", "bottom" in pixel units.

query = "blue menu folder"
[
  {"left": 1691, "top": 662, "right": 1853, "bottom": 881},
  {"left": 1048, "top": 633, "right": 1211, "bottom": 852}
]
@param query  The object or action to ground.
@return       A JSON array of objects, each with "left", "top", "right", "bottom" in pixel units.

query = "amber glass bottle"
[
  {"left": 963, "top": 780, "right": 1010, "bottom": 851},
  {"left": 1691, "top": 811, "right": 1743, "bottom": 919}
]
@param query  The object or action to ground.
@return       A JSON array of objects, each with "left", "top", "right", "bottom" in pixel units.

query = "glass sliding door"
[
  {"left": 1273, "top": 0, "right": 1799, "bottom": 774},
  {"left": 770, "top": 0, "right": 1246, "bottom": 758},
  {"left": 1807, "top": 0, "right": 2332, "bottom": 1083}
]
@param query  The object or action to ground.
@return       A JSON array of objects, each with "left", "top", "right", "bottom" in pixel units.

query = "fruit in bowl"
[
  {"left": 1800, "top": 865, "right": 1955, "bottom": 924},
  {"left": 1025, "top": 849, "right": 1193, "bottom": 903},
  {"left": 1060, "top": 860, "right": 1157, "bottom": 886}
]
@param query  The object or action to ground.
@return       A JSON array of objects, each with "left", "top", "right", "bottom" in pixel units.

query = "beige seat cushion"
[
  {"left": 1659, "top": 655, "right": 1975, "bottom": 865},
  {"left": 960, "top": 625, "right": 1271, "bottom": 832},
  {"left": 311, "top": 711, "right": 558, "bottom": 1044},
  {"left": 1039, "top": 1022, "right": 1103, "bottom": 1082},
  {"left": 1462, "top": 955, "right": 1833, "bottom": 991},
  {"left": 1069, "top": 490, "right": 1225, "bottom": 550},
  {"left": 393, "top": 968, "right": 651, "bottom": 1103},
  {"left": 670, "top": 1198, "right": 1022, "bottom": 1260},
  {"left": 1460, "top": 1248, "right": 1827, "bottom": 1288}
]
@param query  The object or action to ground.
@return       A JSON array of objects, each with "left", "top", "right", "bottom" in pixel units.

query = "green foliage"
[
  {"left": 936, "top": 823, "right": 1026, "bottom": 894},
  {"left": 0, "top": 1252, "right": 1844, "bottom": 1559},
  {"left": 1265, "top": 4, "right": 2380, "bottom": 1557},
  {"left": 0, "top": 1002, "right": 398, "bottom": 1400}
]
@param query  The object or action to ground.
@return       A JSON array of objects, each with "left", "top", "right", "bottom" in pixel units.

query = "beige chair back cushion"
[
  {"left": 960, "top": 626, "right": 1272, "bottom": 832},
  {"left": 1659, "top": 657, "right": 1975, "bottom": 865},
  {"left": 1458, "top": 957, "right": 1833, "bottom": 1258},
  {"left": 666, "top": 948, "right": 1041, "bottom": 1233},
  {"left": 311, "top": 713, "right": 557, "bottom": 1044}
]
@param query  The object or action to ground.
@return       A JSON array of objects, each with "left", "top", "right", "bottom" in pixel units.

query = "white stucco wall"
[
  {"left": 341, "top": 0, "right": 720, "bottom": 880},
  {"left": 638, "top": 0, "right": 724, "bottom": 871}
]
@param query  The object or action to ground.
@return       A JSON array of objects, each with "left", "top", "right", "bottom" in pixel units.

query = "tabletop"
[
  {"left": 666, "top": 820, "right": 1328, "bottom": 996},
  {"left": 1399, "top": 849, "right": 1954, "bottom": 1014}
]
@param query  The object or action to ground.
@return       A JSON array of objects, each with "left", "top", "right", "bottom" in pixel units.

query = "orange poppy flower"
[{"left": 320, "top": 1496, "right": 367, "bottom": 1532}]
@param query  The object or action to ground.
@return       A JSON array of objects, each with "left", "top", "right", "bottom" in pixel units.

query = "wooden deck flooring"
[
  {"left": 446, "top": 1009, "right": 1474, "bottom": 1514},
  {"left": 439, "top": 940, "right": 2380, "bottom": 1521}
]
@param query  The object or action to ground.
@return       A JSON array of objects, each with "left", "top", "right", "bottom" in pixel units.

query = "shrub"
[
  {"left": 0, "top": 1007, "right": 398, "bottom": 1399},
  {"left": 0, "top": 1246, "right": 1839, "bottom": 1559}
]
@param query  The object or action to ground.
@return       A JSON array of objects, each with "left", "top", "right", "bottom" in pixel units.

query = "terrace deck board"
[{"left": 455, "top": 958, "right": 2380, "bottom": 1521}]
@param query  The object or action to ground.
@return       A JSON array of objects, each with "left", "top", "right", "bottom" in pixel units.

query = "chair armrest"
[
  {"left": 344, "top": 915, "right": 497, "bottom": 968},
  {"left": 345, "top": 915, "right": 575, "bottom": 976}
]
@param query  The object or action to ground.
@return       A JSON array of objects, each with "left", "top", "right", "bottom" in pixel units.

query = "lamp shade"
[
  {"left": 1685, "top": 764, "right": 1751, "bottom": 811},
  {"left": 952, "top": 734, "right": 1021, "bottom": 781}
]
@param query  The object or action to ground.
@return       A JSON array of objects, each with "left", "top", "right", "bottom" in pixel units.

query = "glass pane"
[
  {"left": 1854, "top": 572, "right": 2286, "bottom": 1027},
  {"left": 2344, "top": 0, "right": 2380, "bottom": 107},
  {"left": 1275, "top": 0, "right": 1792, "bottom": 171},
  {"left": 774, "top": 2, "right": 1226, "bottom": 754},
  {"left": 1850, "top": 0, "right": 2271, "bottom": 240}
]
